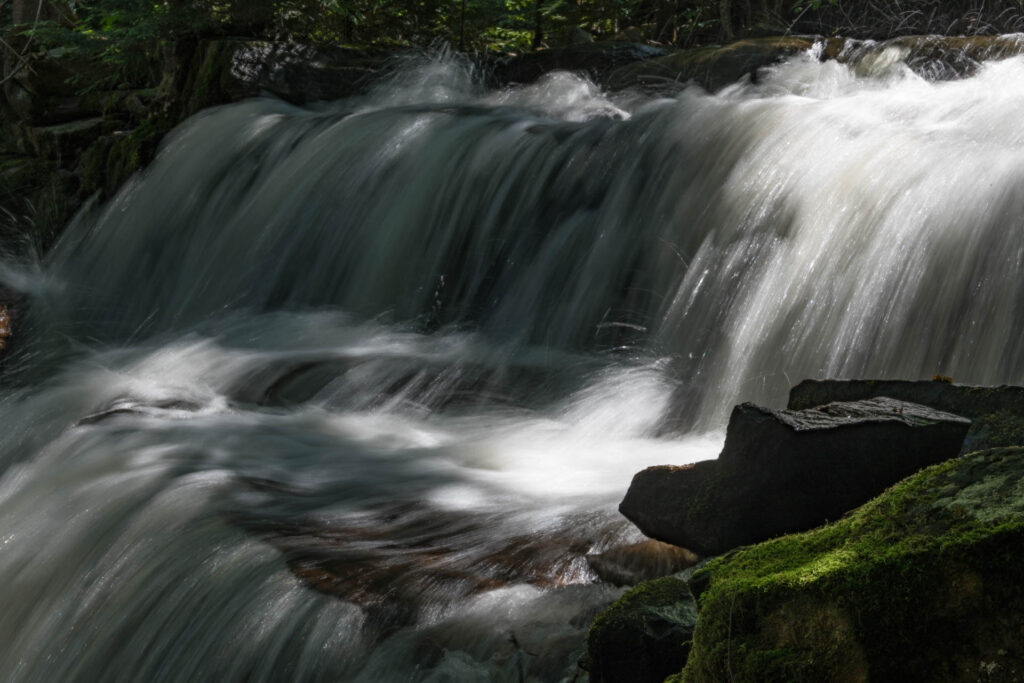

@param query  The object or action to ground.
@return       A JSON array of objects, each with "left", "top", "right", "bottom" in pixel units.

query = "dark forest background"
[{"left": 7, "top": 0, "right": 1024, "bottom": 89}]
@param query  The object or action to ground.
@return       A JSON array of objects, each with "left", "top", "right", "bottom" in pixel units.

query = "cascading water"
[{"left": 2, "top": 43, "right": 1023, "bottom": 681}]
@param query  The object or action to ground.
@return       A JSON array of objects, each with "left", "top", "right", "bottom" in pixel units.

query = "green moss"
[
  {"left": 180, "top": 40, "right": 237, "bottom": 117},
  {"left": 78, "top": 116, "right": 170, "bottom": 199},
  {"left": 586, "top": 576, "right": 697, "bottom": 683},
  {"left": 964, "top": 410, "right": 1024, "bottom": 452},
  {"left": 680, "top": 447, "right": 1024, "bottom": 682}
]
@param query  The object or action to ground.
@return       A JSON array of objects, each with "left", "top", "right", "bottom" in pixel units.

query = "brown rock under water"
[
  {"left": 229, "top": 488, "right": 633, "bottom": 633},
  {"left": 586, "top": 539, "right": 699, "bottom": 586}
]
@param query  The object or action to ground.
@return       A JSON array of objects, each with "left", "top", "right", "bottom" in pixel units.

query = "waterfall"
[{"left": 2, "top": 45, "right": 1024, "bottom": 681}]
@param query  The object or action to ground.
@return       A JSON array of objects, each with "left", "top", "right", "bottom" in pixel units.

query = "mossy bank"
[{"left": 674, "top": 447, "right": 1024, "bottom": 682}]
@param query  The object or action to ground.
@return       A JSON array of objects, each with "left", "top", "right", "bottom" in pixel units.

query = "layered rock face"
[
  {"left": 789, "top": 379, "right": 1024, "bottom": 454},
  {"left": 621, "top": 397, "right": 970, "bottom": 555}
]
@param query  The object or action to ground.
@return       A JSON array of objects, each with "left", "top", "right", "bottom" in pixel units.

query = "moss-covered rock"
[
  {"left": 79, "top": 115, "right": 170, "bottom": 197},
  {"left": 966, "top": 410, "right": 1024, "bottom": 453},
  {"left": 680, "top": 447, "right": 1024, "bottom": 682},
  {"left": 172, "top": 38, "right": 394, "bottom": 118},
  {"left": 585, "top": 576, "right": 697, "bottom": 683}
]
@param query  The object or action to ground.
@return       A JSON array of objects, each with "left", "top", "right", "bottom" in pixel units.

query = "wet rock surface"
[
  {"left": 606, "top": 34, "right": 1024, "bottom": 93},
  {"left": 621, "top": 397, "right": 970, "bottom": 556},
  {"left": 605, "top": 36, "right": 832, "bottom": 92},
  {"left": 789, "top": 378, "right": 1024, "bottom": 417},
  {"left": 228, "top": 491, "right": 630, "bottom": 634},
  {"left": 849, "top": 33, "right": 1024, "bottom": 80},
  {"left": 586, "top": 539, "right": 700, "bottom": 587},
  {"left": 789, "top": 379, "right": 1024, "bottom": 454}
]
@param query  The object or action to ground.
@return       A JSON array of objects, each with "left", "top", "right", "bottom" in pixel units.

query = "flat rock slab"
[
  {"left": 620, "top": 397, "right": 970, "bottom": 556},
  {"left": 789, "top": 378, "right": 1024, "bottom": 417},
  {"left": 789, "top": 379, "right": 1024, "bottom": 454}
]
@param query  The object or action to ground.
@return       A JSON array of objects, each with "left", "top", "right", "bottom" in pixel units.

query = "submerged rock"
[
  {"left": 229, "top": 492, "right": 630, "bottom": 633},
  {"left": 585, "top": 575, "right": 697, "bottom": 683},
  {"left": 679, "top": 447, "right": 1024, "bottom": 682},
  {"left": 621, "top": 397, "right": 970, "bottom": 555},
  {"left": 586, "top": 539, "right": 700, "bottom": 586}
]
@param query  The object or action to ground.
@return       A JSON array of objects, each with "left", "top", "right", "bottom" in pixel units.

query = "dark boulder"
[
  {"left": 789, "top": 379, "right": 1024, "bottom": 454},
  {"left": 621, "top": 397, "right": 970, "bottom": 556},
  {"left": 788, "top": 378, "right": 1024, "bottom": 415},
  {"left": 2, "top": 48, "right": 109, "bottom": 125}
]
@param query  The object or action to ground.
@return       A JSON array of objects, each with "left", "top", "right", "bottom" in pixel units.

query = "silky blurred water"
[{"left": 1, "top": 43, "right": 1024, "bottom": 681}]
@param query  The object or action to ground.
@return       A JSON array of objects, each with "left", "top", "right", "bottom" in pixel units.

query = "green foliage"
[
  {"left": 966, "top": 410, "right": 1024, "bottom": 451},
  {"left": 9, "top": 0, "right": 660, "bottom": 62},
  {"left": 11, "top": 0, "right": 1024, "bottom": 88},
  {"left": 15, "top": 1, "right": 217, "bottom": 90}
]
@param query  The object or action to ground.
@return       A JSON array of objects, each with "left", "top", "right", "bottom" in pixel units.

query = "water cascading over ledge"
[
  {"left": 36, "top": 49, "right": 1024, "bottom": 427},
  {"left": 1, "top": 45, "right": 1023, "bottom": 681}
]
